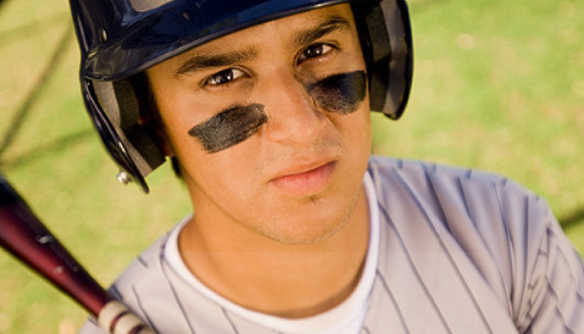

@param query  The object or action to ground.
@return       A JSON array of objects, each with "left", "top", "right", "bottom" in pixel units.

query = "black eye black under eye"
[
  {"left": 188, "top": 103, "right": 268, "bottom": 154},
  {"left": 307, "top": 70, "right": 367, "bottom": 115}
]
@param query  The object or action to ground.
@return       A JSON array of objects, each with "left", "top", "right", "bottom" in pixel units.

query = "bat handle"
[{"left": 0, "top": 174, "right": 157, "bottom": 333}]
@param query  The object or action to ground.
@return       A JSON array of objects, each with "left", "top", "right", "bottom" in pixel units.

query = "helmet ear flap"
[
  {"left": 87, "top": 79, "right": 166, "bottom": 192},
  {"left": 355, "top": 0, "right": 413, "bottom": 120}
]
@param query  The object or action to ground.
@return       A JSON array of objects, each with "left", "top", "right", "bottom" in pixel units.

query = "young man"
[{"left": 70, "top": 0, "right": 584, "bottom": 333}]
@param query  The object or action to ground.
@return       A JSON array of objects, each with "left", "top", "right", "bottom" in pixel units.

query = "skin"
[{"left": 146, "top": 4, "right": 372, "bottom": 318}]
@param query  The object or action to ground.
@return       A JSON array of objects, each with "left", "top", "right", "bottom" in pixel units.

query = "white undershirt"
[{"left": 165, "top": 172, "right": 380, "bottom": 334}]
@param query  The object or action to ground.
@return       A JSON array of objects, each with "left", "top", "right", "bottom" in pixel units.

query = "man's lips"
[{"left": 270, "top": 161, "right": 337, "bottom": 196}]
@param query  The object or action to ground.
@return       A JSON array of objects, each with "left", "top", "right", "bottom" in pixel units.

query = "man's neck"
[{"left": 178, "top": 189, "right": 370, "bottom": 318}]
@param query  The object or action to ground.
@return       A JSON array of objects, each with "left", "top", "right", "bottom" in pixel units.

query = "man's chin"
[{"left": 255, "top": 198, "right": 360, "bottom": 246}]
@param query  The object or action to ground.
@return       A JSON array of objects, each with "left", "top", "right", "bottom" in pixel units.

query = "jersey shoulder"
[
  {"left": 367, "top": 156, "right": 545, "bottom": 222},
  {"left": 367, "top": 156, "right": 584, "bottom": 333}
]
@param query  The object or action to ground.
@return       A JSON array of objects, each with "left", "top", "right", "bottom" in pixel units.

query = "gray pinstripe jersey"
[{"left": 79, "top": 157, "right": 584, "bottom": 333}]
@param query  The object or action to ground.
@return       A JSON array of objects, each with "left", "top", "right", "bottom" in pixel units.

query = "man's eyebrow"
[
  {"left": 292, "top": 15, "right": 352, "bottom": 48},
  {"left": 174, "top": 48, "right": 258, "bottom": 77}
]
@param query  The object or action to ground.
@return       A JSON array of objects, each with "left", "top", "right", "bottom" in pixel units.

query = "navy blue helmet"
[{"left": 69, "top": 0, "right": 413, "bottom": 192}]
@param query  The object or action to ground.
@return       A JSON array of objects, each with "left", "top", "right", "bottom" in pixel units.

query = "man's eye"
[
  {"left": 205, "top": 68, "right": 245, "bottom": 86},
  {"left": 298, "top": 44, "right": 333, "bottom": 62}
]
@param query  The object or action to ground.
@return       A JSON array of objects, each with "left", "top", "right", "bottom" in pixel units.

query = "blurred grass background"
[{"left": 0, "top": 0, "right": 582, "bottom": 332}]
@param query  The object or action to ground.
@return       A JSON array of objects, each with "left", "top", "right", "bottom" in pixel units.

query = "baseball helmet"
[{"left": 69, "top": 0, "right": 413, "bottom": 192}]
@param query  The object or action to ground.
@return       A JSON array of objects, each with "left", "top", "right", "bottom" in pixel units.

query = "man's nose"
[{"left": 259, "top": 71, "right": 329, "bottom": 146}]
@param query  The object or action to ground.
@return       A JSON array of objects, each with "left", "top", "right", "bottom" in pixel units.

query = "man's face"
[{"left": 147, "top": 4, "right": 371, "bottom": 245}]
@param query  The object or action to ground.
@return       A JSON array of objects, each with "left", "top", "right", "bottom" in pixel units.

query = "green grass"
[{"left": 0, "top": 0, "right": 583, "bottom": 332}]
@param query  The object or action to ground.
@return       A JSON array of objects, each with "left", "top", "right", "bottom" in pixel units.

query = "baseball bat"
[{"left": 0, "top": 173, "right": 156, "bottom": 334}]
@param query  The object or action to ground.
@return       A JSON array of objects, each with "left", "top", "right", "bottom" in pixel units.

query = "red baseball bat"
[{"left": 0, "top": 174, "right": 156, "bottom": 334}]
